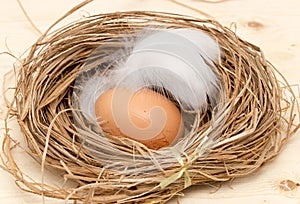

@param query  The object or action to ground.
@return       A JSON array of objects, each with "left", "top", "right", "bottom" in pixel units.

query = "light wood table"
[{"left": 0, "top": 0, "right": 299, "bottom": 203}]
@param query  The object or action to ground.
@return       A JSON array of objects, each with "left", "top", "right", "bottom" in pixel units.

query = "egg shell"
[{"left": 94, "top": 88, "right": 184, "bottom": 149}]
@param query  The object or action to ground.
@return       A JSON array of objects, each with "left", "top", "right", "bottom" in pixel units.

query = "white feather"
[
  {"left": 166, "top": 28, "right": 220, "bottom": 62},
  {"left": 114, "top": 28, "right": 221, "bottom": 111}
]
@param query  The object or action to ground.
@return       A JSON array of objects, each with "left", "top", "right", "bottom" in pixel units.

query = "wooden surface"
[{"left": 0, "top": 0, "right": 300, "bottom": 203}]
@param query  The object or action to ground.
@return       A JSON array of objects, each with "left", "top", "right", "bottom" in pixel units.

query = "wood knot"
[
  {"left": 247, "top": 21, "right": 264, "bottom": 30},
  {"left": 279, "top": 179, "right": 299, "bottom": 191}
]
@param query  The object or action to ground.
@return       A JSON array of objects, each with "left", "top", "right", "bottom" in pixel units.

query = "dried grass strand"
[
  {"left": 16, "top": 0, "right": 42, "bottom": 35},
  {"left": 169, "top": 0, "right": 214, "bottom": 19}
]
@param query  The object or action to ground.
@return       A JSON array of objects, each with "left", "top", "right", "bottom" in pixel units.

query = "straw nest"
[{"left": 2, "top": 11, "right": 300, "bottom": 204}]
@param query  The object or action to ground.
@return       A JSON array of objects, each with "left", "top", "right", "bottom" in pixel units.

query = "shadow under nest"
[{"left": 2, "top": 11, "right": 299, "bottom": 204}]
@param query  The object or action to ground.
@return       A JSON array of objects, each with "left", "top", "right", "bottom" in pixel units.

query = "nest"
[{"left": 2, "top": 11, "right": 299, "bottom": 204}]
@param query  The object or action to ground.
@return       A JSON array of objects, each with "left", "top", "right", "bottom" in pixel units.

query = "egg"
[{"left": 94, "top": 88, "right": 184, "bottom": 149}]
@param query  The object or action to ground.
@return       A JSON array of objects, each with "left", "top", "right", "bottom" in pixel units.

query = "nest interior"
[{"left": 2, "top": 11, "right": 299, "bottom": 204}]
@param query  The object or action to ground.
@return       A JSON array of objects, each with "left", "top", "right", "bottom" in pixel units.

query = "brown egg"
[{"left": 94, "top": 88, "right": 184, "bottom": 149}]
